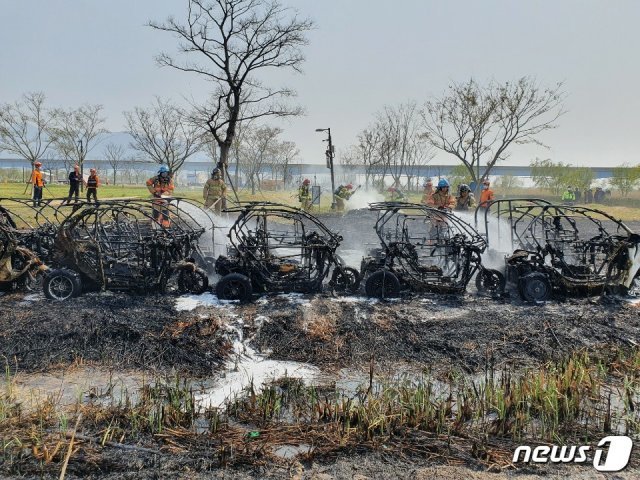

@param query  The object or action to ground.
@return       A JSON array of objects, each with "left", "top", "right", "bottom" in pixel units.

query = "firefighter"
[
  {"left": 298, "top": 179, "right": 311, "bottom": 211},
  {"left": 86, "top": 168, "right": 100, "bottom": 202},
  {"left": 427, "top": 179, "right": 456, "bottom": 210},
  {"left": 455, "top": 184, "right": 476, "bottom": 211},
  {"left": 561, "top": 186, "right": 576, "bottom": 204},
  {"left": 64, "top": 164, "right": 81, "bottom": 204},
  {"left": 146, "top": 165, "right": 174, "bottom": 227},
  {"left": 29, "top": 161, "right": 45, "bottom": 207},
  {"left": 426, "top": 179, "right": 455, "bottom": 242},
  {"left": 203, "top": 168, "right": 227, "bottom": 214},
  {"left": 334, "top": 183, "right": 355, "bottom": 211},
  {"left": 478, "top": 179, "right": 495, "bottom": 209},
  {"left": 387, "top": 186, "right": 406, "bottom": 201},
  {"left": 421, "top": 178, "right": 434, "bottom": 204}
]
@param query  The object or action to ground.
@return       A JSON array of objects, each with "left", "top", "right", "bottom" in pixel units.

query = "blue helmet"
[
  {"left": 437, "top": 178, "right": 450, "bottom": 188},
  {"left": 158, "top": 165, "right": 169, "bottom": 174}
]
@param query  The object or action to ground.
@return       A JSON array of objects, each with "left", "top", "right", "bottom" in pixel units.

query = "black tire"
[
  {"left": 216, "top": 273, "right": 253, "bottom": 303},
  {"left": 518, "top": 272, "right": 552, "bottom": 302},
  {"left": 330, "top": 267, "right": 361, "bottom": 294},
  {"left": 475, "top": 268, "right": 506, "bottom": 294},
  {"left": 364, "top": 270, "right": 401, "bottom": 299},
  {"left": 43, "top": 269, "right": 82, "bottom": 301},
  {"left": 178, "top": 267, "right": 209, "bottom": 294}
]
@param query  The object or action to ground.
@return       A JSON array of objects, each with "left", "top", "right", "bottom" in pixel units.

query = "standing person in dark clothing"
[
  {"left": 65, "top": 165, "right": 81, "bottom": 204},
  {"left": 573, "top": 188, "right": 581, "bottom": 202},
  {"left": 86, "top": 168, "right": 100, "bottom": 202}
]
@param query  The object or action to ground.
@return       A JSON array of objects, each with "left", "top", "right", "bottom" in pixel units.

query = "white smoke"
[
  {"left": 345, "top": 189, "right": 384, "bottom": 211},
  {"left": 453, "top": 210, "right": 516, "bottom": 270}
]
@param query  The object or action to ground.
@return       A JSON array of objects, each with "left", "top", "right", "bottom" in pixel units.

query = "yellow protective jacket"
[
  {"left": 428, "top": 190, "right": 456, "bottom": 210},
  {"left": 298, "top": 185, "right": 310, "bottom": 201},
  {"left": 203, "top": 178, "right": 226, "bottom": 200}
]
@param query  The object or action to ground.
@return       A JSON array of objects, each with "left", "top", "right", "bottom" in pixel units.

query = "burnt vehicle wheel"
[
  {"left": 330, "top": 267, "right": 360, "bottom": 294},
  {"left": 518, "top": 272, "right": 552, "bottom": 302},
  {"left": 475, "top": 268, "right": 506, "bottom": 294},
  {"left": 43, "top": 269, "right": 82, "bottom": 301},
  {"left": 177, "top": 267, "right": 209, "bottom": 294},
  {"left": 626, "top": 274, "right": 640, "bottom": 298},
  {"left": 216, "top": 273, "right": 253, "bottom": 303},
  {"left": 365, "top": 270, "right": 400, "bottom": 299}
]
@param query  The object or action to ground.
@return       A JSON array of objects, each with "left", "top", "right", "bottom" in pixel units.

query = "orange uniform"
[
  {"left": 479, "top": 188, "right": 495, "bottom": 208},
  {"left": 30, "top": 169, "right": 44, "bottom": 187},
  {"left": 146, "top": 175, "right": 174, "bottom": 197}
]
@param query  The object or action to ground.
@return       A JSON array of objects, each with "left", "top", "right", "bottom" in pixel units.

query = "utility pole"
[
  {"left": 78, "top": 139, "right": 85, "bottom": 192},
  {"left": 315, "top": 128, "right": 337, "bottom": 210}
]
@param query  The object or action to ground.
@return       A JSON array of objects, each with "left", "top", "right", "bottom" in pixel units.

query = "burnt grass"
[
  {"left": 1, "top": 288, "right": 640, "bottom": 478},
  {"left": 1, "top": 289, "right": 639, "bottom": 377},
  {"left": 0, "top": 291, "right": 231, "bottom": 375},
  {"left": 255, "top": 293, "right": 640, "bottom": 374}
]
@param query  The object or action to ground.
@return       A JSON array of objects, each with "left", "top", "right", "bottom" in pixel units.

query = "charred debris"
[{"left": 1, "top": 197, "right": 639, "bottom": 302}]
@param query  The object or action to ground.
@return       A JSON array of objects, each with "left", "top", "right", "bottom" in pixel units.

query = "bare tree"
[
  {"left": 239, "top": 125, "right": 281, "bottom": 194},
  {"left": 275, "top": 140, "right": 298, "bottom": 188},
  {"left": 0, "top": 92, "right": 57, "bottom": 167},
  {"left": 370, "top": 101, "right": 428, "bottom": 190},
  {"left": 104, "top": 142, "right": 127, "bottom": 185},
  {"left": 124, "top": 97, "right": 202, "bottom": 174},
  {"left": 51, "top": 104, "right": 108, "bottom": 189},
  {"left": 421, "top": 77, "right": 565, "bottom": 192},
  {"left": 149, "top": 0, "right": 313, "bottom": 184},
  {"left": 356, "top": 129, "right": 382, "bottom": 189}
]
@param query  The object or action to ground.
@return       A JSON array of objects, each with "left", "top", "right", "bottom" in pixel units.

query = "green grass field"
[{"left": 1, "top": 182, "right": 639, "bottom": 221}]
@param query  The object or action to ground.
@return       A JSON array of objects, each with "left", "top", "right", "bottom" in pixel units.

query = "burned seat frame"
[
  {"left": 214, "top": 202, "right": 358, "bottom": 302},
  {"left": 476, "top": 199, "right": 640, "bottom": 301},
  {"left": 360, "top": 202, "right": 501, "bottom": 298}
]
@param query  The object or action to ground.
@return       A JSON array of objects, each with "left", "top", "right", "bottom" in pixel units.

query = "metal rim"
[
  {"left": 479, "top": 271, "right": 501, "bottom": 291},
  {"left": 524, "top": 277, "right": 550, "bottom": 301},
  {"left": 180, "top": 270, "right": 207, "bottom": 293},
  {"left": 48, "top": 275, "right": 74, "bottom": 300},
  {"left": 222, "top": 279, "right": 246, "bottom": 300},
  {"left": 333, "top": 268, "right": 357, "bottom": 291}
]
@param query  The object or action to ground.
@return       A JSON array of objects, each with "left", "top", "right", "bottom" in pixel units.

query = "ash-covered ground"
[
  {"left": 2, "top": 208, "right": 640, "bottom": 479},
  {"left": 1, "top": 288, "right": 638, "bottom": 377},
  {"left": 1, "top": 286, "right": 640, "bottom": 479}
]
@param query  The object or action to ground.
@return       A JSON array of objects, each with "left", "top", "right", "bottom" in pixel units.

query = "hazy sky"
[{"left": 1, "top": 0, "right": 638, "bottom": 166}]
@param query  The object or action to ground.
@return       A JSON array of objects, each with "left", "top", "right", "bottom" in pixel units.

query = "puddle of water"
[
  {"left": 10, "top": 366, "right": 148, "bottom": 410},
  {"left": 272, "top": 444, "right": 312, "bottom": 459}
]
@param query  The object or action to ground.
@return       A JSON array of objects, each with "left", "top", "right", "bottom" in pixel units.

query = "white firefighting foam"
[{"left": 194, "top": 318, "right": 319, "bottom": 410}]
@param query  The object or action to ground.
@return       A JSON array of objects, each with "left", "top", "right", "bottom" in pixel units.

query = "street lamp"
[
  {"left": 315, "top": 128, "right": 337, "bottom": 209},
  {"left": 78, "top": 139, "right": 84, "bottom": 192}
]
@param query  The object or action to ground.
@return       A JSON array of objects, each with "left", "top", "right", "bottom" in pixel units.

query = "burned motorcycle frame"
[
  {"left": 476, "top": 199, "right": 640, "bottom": 301},
  {"left": 43, "top": 198, "right": 211, "bottom": 300},
  {"left": 0, "top": 198, "right": 78, "bottom": 265},
  {"left": 360, "top": 202, "right": 501, "bottom": 298},
  {"left": 0, "top": 210, "right": 46, "bottom": 291},
  {"left": 214, "top": 202, "right": 359, "bottom": 302}
]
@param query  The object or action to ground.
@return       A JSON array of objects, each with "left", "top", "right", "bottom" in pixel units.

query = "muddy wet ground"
[
  {"left": 2, "top": 289, "right": 638, "bottom": 377},
  {"left": 1, "top": 286, "right": 640, "bottom": 478}
]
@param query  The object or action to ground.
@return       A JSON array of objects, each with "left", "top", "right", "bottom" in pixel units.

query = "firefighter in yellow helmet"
[
  {"left": 298, "top": 179, "right": 312, "bottom": 211},
  {"left": 203, "top": 168, "right": 227, "bottom": 214}
]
